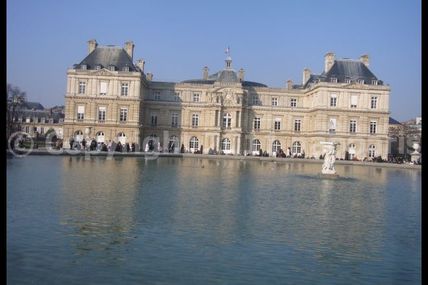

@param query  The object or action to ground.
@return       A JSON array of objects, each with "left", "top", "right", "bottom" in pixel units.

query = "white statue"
[{"left": 320, "top": 142, "right": 339, "bottom": 175}]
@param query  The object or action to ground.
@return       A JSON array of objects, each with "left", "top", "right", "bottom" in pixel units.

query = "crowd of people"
[{"left": 68, "top": 137, "right": 136, "bottom": 153}]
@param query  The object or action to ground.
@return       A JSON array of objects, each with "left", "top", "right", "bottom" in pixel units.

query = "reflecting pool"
[{"left": 7, "top": 156, "right": 421, "bottom": 284}]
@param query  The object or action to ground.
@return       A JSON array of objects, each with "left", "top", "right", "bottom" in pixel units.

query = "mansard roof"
[
  {"left": 389, "top": 117, "right": 401, "bottom": 125},
  {"left": 304, "top": 59, "right": 383, "bottom": 88},
  {"left": 181, "top": 68, "right": 267, "bottom": 87},
  {"left": 22, "top": 101, "right": 44, "bottom": 110},
  {"left": 74, "top": 46, "right": 137, "bottom": 71}
]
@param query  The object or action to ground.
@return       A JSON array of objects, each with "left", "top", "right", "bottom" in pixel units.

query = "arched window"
[
  {"left": 168, "top": 135, "right": 179, "bottom": 153},
  {"left": 118, "top": 132, "right": 126, "bottom": 144},
  {"left": 292, "top": 141, "right": 301, "bottom": 154},
  {"left": 368, "top": 144, "right": 376, "bottom": 158},
  {"left": 223, "top": 113, "right": 232, "bottom": 128},
  {"left": 74, "top": 130, "right": 83, "bottom": 142},
  {"left": 252, "top": 139, "right": 261, "bottom": 151},
  {"left": 96, "top": 131, "right": 105, "bottom": 143},
  {"left": 221, "top": 138, "right": 231, "bottom": 151},
  {"left": 272, "top": 140, "right": 281, "bottom": 153},
  {"left": 189, "top": 136, "right": 199, "bottom": 152}
]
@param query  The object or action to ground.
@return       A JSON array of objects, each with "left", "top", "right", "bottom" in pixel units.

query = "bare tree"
[{"left": 7, "top": 84, "right": 27, "bottom": 139}]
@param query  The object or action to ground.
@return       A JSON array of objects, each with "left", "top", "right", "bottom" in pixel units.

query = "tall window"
[
  {"left": 120, "top": 108, "right": 128, "bottom": 122},
  {"left": 254, "top": 117, "right": 261, "bottom": 131},
  {"left": 236, "top": 111, "right": 240, "bottom": 127},
  {"left": 174, "top": 92, "right": 180, "bottom": 102},
  {"left": 349, "top": 120, "right": 357, "bottom": 133},
  {"left": 294, "top": 119, "right": 301, "bottom": 131},
  {"left": 252, "top": 95, "right": 259, "bottom": 105},
  {"left": 371, "top": 96, "right": 378, "bottom": 109},
  {"left": 330, "top": 94, "right": 337, "bottom": 107},
  {"left": 151, "top": 114, "right": 158, "bottom": 126},
  {"left": 171, "top": 113, "right": 178, "bottom": 127},
  {"left": 215, "top": 110, "right": 219, "bottom": 127},
  {"left": 290, "top": 98, "right": 297, "bottom": 107},
  {"left": 221, "top": 138, "right": 231, "bottom": 151},
  {"left": 328, "top": 118, "right": 336, "bottom": 133},
  {"left": 189, "top": 136, "right": 199, "bottom": 150},
  {"left": 370, "top": 121, "right": 377, "bottom": 134},
  {"left": 368, "top": 145, "right": 376, "bottom": 158},
  {"left": 98, "top": 107, "right": 106, "bottom": 122},
  {"left": 154, "top": 91, "right": 161, "bottom": 100},
  {"left": 100, "top": 81, "right": 108, "bottom": 95},
  {"left": 272, "top": 97, "right": 278, "bottom": 106},
  {"left": 348, "top": 143, "right": 356, "bottom": 160},
  {"left": 274, "top": 118, "right": 281, "bottom": 131},
  {"left": 121, "top": 83, "right": 129, "bottom": 96},
  {"left": 77, "top": 105, "right": 85, "bottom": 120},
  {"left": 223, "top": 113, "right": 232, "bottom": 128},
  {"left": 252, "top": 139, "right": 261, "bottom": 151},
  {"left": 193, "top": 93, "right": 200, "bottom": 102},
  {"left": 272, "top": 140, "right": 281, "bottom": 153},
  {"left": 78, "top": 81, "right": 86, "bottom": 94},
  {"left": 192, "top": 114, "right": 199, "bottom": 127},
  {"left": 350, "top": 94, "right": 358, "bottom": 108},
  {"left": 292, "top": 141, "right": 301, "bottom": 155}
]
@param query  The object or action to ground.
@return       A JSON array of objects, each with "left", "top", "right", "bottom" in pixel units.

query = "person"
[
  {"left": 107, "top": 140, "right": 112, "bottom": 151},
  {"left": 131, "top": 142, "right": 136, "bottom": 152},
  {"left": 69, "top": 137, "right": 74, "bottom": 150},
  {"left": 81, "top": 138, "right": 87, "bottom": 150}
]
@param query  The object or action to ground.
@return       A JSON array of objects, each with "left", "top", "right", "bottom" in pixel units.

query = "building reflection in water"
[{"left": 60, "top": 156, "right": 140, "bottom": 259}]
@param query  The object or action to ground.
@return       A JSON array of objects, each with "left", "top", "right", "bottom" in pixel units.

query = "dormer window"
[
  {"left": 109, "top": 65, "right": 116, "bottom": 71},
  {"left": 122, "top": 65, "right": 130, "bottom": 72},
  {"left": 345, "top": 78, "right": 351, "bottom": 84},
  {"left": 330, "top": 77, "right": 338, "bottom": 83},
  {"left": 371, "top": 79, "right": 378, "bottom": 85},
  {"left": 358, "top": 79, "right": 365, "bottom": 84},
  {"left": 81, "top": 64, "right": 87, "bottom": 70},
  {"left": 95, "top": 64, "right": 102, "bottom": 70}
]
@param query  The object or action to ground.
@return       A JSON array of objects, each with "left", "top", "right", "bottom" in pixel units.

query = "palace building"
[{"left": 63, "top": 40, "right": 390, "bottom": 159}]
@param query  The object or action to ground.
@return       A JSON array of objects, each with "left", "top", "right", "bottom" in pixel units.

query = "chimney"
[
  {"left": 203, "top": 66, "right": 209, "bottom": 80},
  {"left": 146, "top": 73, "right": 153, "bottom": 81},
  {"left": 303, "top": 68, "right": 311, "bottom": 85},
  {"left": 324, "top": 52, "right": 335, "bottom": 73},
  {"left": 88, "top": 39, "right": 97, "bottom": 54},
  {"left": 136, "top": 59, "right": 145, "bottom": 72},
  {"left": 287, "top": 79, "right": 293, "bottom": 90},
  {"left": 238, "top": 68, "right": 245, "bottom": 82},
  {"left": 360, "top": 54, "right": 369, "bottom": 67},
  {"left": 124, "top": 41, "right": 134, "bottom": 59}
]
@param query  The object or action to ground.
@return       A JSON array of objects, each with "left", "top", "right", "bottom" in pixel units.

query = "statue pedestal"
[
  {"left": 410, "top": 152, "right": 421, "bottom": 163},
  {"left": 319, "top": 173, "right": 340, "bottom": 179},
  {"left": 320, "top": 141, "right": 340, "bottom": 176}
]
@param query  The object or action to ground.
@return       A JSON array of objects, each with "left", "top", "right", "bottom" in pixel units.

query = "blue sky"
[{"left": 7, "top": 0, "right": 420, "bottom": 121}]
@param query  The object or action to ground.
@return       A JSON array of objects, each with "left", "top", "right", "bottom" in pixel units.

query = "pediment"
[{"left": 90, "top": 68, "right": 115, "bottom": 76}]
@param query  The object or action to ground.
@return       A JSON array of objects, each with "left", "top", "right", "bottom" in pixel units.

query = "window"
[
  {"left": 109, "top": 65, "right": 115, "bottom": 71},
  {"left": 221, "top": 138, "right": 231, "bottom": 151},
  {"left": 96, "top": 132, "right": 105, "bottom": 143},
  {"left": 81, "top": 64, "right": 87, "bottom": 70},
  {"left": 120, "top": 108, "right": 128, "bottom": 122},
  {"left": 154, "top": 91, "right": 161, "bottom": 100},
  {"left": 151, "top": 114, "right": 157, "bottom": 126},
  {"left": 252, "top": 95, "right": 259, "bottom": 105},
  {"left": 330, "top": 94, "right": 337, "bottom": 107},
  {"left": 189, "top": 136, "right": 199, "bottom": 150},
  {"left": 40, "top": 127, "right": 44, "bottom": 135},
  {"left": 292, "top": 141, "right": 301, "bottom": 155},
  {"left": 358, "top": 79, "right": 365, "bottom": 84},
  {"left": 74, "top": 130, "right": 83, "bottom": 142},
  {"left": 272, "top": 97, "right": 278, "bottom": 106},
  {"left": 100, "top": 81, "right": 108, "bottom": 95},
  {"left": 371, "top": 96, "right": 378, "bottom": 109},
  {"left": 78, "top": 81, "right": 86, "bottom": 94},
  {"left": 96, "top": 65, "right": 102, "bottom": 70},
  {"left": 371, "top": 80, "right": 378, "bottom": 85},
  {"left": 350, "top": 94, "right": 358, "bottom": 108},
  {"left": 370, "top": 121, "right": 377, "bottom": 134},
  {"left": 272, "top": 140, "right": 281, "bottom": 153},
  {"left": 330, "top": 77, "right": 337, "bottom": 83},
  {"left": 290, "top": 98, "right": 297, "bottom": 107},
  {"left": 348, "top": 143, "right": 356, "bottom": 160},
  {"left": 193, "top": 93, "right": 200, "bottom": 102},
  {"left": 121, "top": 83, "right": 129, "bottom": 96},
  {"left": 122, "top": 66, "right": 130, "bottom": 72},
  {"left": 98, "top": 107, "right": 106, "bottom": 122},
  {"left": 294, "top": 119, "right": 301, "bottom": 132},
  {"left": 236, "top": 111, "right": 240, "bottom": 127},
  {"left": 329, "top": 118, "right": 336, "bottom": 133},
  {"left": 223, "top": 113, "right": 232, "bottom": 128},
  {"left": 192, "top": 114, "right": 199, "bottom": 127},
  {"left": 215, "top": 110, "right": 219, "bottom": 127},
  {"left": 77, "top": 105, "right": 85, "bottom": 120},
  {"left": 345, "top": 78, "right": 351, "bottom": 84},
  {"left": 174, "top": 92, "right": 180, "bottom": 101},
  {"left": 118, "top": 132, "right": 127, "bottom": 144},
  {"left": 368, "top": 144, "right": 376, "bottom": 158},
  {"left": 171, "top": 113, "right": 178, "bottom": 127},
  {"left": 274, "top": 118, "right": 281, "bottom": 131},
  {"left": 349, "top": 120, "right": 357, "bottom": 133},
  {"left": 254, "top": 117, "right": 261, "bottom": 131},
  {"left": 252, "top": 139, "right": 261, "bottom": 151}
]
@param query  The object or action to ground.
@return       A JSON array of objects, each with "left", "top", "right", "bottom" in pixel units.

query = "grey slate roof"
[
  {"left": 75, "top": 46, "right": 137, "bottom": 71},
  {"left": 389, "top": 117, "right": 401, "bottom": 125},
  {"left": 22, "top": 101, "right": 45, "bottom": 110},
  {"left": 304, "top": 59, "right": 383, "bottom": 88},
  {"left": 181, "top": 68, "right": 267, "bottom": 87}
]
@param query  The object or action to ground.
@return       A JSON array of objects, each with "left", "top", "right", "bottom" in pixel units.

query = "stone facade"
[{"left": 64, "top": 40, "right": 391, "bottom": 160}]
